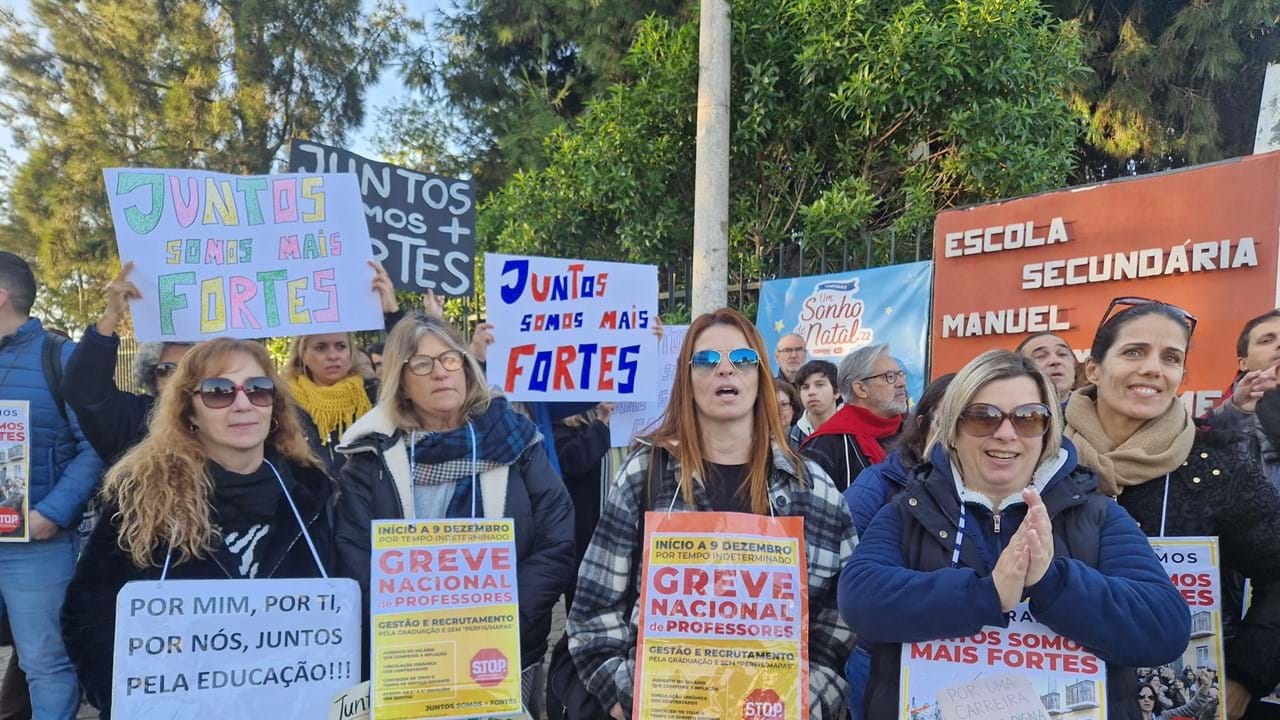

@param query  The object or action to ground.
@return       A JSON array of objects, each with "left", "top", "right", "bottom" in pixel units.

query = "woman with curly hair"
[{"left": 60, "top": 339, "right": 334, "bottom": 718}]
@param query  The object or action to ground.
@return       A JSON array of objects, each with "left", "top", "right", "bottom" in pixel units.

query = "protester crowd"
[{"left": 3, "top": 246, "right": 1280, "bottom": 720}]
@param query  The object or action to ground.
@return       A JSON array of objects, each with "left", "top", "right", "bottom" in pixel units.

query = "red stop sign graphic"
[
  {"left": 470, "top": 648, "right": 509, "bottom": 688},
  {"left": 743, "top": 689, "right": 784, "bottom": 719},
  {"left": 0, "top": 508, "right": 20, "bottom": 534}
]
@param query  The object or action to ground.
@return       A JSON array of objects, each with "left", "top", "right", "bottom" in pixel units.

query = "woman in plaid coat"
[{"left": 566, "top": 308, "right": 857, "bottom": 719}]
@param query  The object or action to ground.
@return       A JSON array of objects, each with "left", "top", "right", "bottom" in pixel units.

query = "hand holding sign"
[
  {"left": 369, "top": 261, "right": 398, "bottom": 314},
  {"left": 469, "top": 323, "right": 495, "bottom": 363},
  {"left": 99, "top": 262, "right": 143, "bottom": 337},
  {"left": 422, "top": 290, "right": 446, "bottom": 320}
]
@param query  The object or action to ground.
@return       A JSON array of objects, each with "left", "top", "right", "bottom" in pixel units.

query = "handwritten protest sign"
[
  {"left": 330, "top": 682, "right": 371, "bottom": 720},
  {"left": 103, "top": 168, "right": 384, "bottom": 342},
  {"left": 0, "top": 401, "right": 29, "bottom": 542},
  {"left": 484, "top": 254, "right": 659, "bottom": 401},
  {"left": 633, "top": 512, "right": 808, "bottom": 720},
  {"left": 900, "top": 603, "right": 1106, "bottom": 720},
  {"left": 1149, "top": 537, "right": 1226, "bottom": 720},
  {"left": 112, "top": 578, "right": 361, "bottom": 719},
  {"left": 289, "top": 141, "right": 475, "bottom": 295},
  {"left": 370, "top": 520, "right": 522, "bottom": 720},
  {"left": 609, "top": 325, "right": 688, "bottom": 447}
]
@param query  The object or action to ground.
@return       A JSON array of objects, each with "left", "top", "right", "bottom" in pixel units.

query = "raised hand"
[
  {"left": 469, "top": 322, "right": 495, "bottom": 363},
  {"left": 98, "top": 261, "right": 142, "bottom": 336},
  {"left": 422, "top": 289, "right": 446, "bottom": 319},
  {"left": 369, "top": 260, "right": 399, "bottom": 313}
]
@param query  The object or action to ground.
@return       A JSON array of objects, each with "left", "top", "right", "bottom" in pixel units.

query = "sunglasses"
[
  {"left": 153, "top": 362, "right": 178, "bottom": 378},
  {"left": 958, "top": 403, "right": 1051, "bottom": 438},
  {"left": 689, "top": 348, "right": 760, "bottom": 372},
  {"left": 193, "top": 377, "right": 276, "bottom": 409},
  {"left": 405, "top": 350, "right": 466, "bottom": 376},
  {"left": 1137, "top": 692, "right": 1154, "bottom": 700},
  {"left": 1099, "top": 296, "right": 1198, "bottom": 337}
]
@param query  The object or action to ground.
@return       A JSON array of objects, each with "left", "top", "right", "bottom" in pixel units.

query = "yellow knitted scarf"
[{"left": 287, "top": 374, "right": 372, "bottom": 445}]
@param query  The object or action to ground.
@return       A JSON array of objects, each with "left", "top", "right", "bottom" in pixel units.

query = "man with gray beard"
[{"left": 800, "top": 344, "right": 907, "bottom": 492}]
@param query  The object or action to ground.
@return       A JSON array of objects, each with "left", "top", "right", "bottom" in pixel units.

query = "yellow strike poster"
[
  {"left": 369, "top": 520, "right": 522, "bottom": 720},
  {"left": 633, "top": 511, "right": 808, "bottom": 720}
]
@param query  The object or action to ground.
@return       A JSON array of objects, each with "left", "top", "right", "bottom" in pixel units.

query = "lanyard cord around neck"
[
  {"left": 409, "top": 422, "right": 480, "bottom": 519},
  {"left": 951, "top": 503, "right": 967, "bottom": 568},
  {"left": 161, "top": 459, "right": 327, "bottom": 581},
  {"left": 1159, "top": 473, "right": 1171, "bottom": 538}
]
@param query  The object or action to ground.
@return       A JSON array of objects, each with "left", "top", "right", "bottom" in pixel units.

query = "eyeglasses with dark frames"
[{"left": 405, "top": 351, "right": 467, "bottom": 376}]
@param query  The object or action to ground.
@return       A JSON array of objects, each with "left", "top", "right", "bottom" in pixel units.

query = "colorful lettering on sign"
[
  {"left": 498, "top": 260, "right": 609, "bottom": 304},
  {"left": 504, "top": 343, "right": 641, "bottom": 394}
]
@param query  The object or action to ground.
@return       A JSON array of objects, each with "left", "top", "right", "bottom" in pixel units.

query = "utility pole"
[{"left": 690, "top": 0, "right": 730, "bottom": 317}]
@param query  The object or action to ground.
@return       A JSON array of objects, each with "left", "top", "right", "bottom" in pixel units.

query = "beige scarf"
[{"left": 1064, "top": 388, "right": 1195, "bottom": 497}]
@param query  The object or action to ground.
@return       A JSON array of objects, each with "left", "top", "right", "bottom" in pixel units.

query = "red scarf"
[{"left": 801, "top": 404, "right": 902, "bottom": 465}]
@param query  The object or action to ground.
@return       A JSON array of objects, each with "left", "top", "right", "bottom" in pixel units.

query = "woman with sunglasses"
[
  {"left": 333, "top": 312, "right": 574, "bottom": 710},
  {"left": 1064, "top": 298, "right": 1280, "bottom": 720},
  {"left": 1139, "top": 673, "right": 1219, "bottom": 720},
  {"left": 282, "top": 261, "right": 403, "bottom": 474},
  {"left": 841, "top": 350, "right": 1188, "bottom": 719},
  {"left": 60, "top": 339, "right": 333, "bottom": 718},
  {"left": 63, "top": 261, "right": 193, "bottom": 463},
  {"left": 568, "top": 308, "right": 855, "bottom": 720}
]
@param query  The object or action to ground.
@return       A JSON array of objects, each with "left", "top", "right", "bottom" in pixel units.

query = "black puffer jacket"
[
  {"left": 61, "top": 458, "right": 335, "bottom": 717},
  {"left": 334, "top": 401, "right": 575, "bottom": 674},
  {"left": 62, "top": 324, "right": 154, "bottom": 464},
  {"left": 1114, "top": 424, "right": 1280, "bottom": 712}
]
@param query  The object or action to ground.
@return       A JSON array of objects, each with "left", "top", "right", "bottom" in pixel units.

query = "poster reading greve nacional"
[
  {"left": 756, "top": 262, "right": 933, "bottom": 401},
  {"left": 103, "top": 168, "right": 385, "bottom": 342},
  {"left": 111, "top": 578, "right": 362, "bottom": 719},
  {"left": 609, "top": 325, "right": 689, "bottom": 447},
  {"left": 370, "top": 520, "right": 523, "bottom": 720},
  {"left": 484, "top": 254, "right": 659, "bottom": 402},
  {"left": 1146, "top": 538, "right": 1226, "bottom": 720},
  {"left": 633, "top": 511, "right": 808, "bottom": 720},
  {"left": 289, "top": 140, "right": 476, "bottom": 295},
  {"left": 0, "top": 401, "right": 29, "bottom": 542},
  {"left": 900, "top": 603, "right": 1107, "bottom": 720}
]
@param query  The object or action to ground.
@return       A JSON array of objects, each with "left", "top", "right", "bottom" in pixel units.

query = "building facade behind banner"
[
  {"left": 757, "top": 262, "right": 933, "bottom": 401},
  {"left": 931, "top": 152, "right": 1280, "bottom": 416}
]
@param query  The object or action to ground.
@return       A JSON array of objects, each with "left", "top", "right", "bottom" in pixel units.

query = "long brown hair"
[
  {"left": 103, "top": 339, "right": 320, "bottom": 568},
  {"left": 645, "top": 308, "right": 804, "bottom": 514}
]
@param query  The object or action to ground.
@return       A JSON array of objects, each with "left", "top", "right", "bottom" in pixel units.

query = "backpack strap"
[{"left": 41, "top": 334, "right": 68, "bottom": 421}]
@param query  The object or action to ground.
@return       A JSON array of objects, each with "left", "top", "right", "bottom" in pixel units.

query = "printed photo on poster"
[
  {"left": 288, "top": 140, "right": 476, "bottom": 296},
  {"left": 756, "top": 262, "right": 933, "bottom": 401},
  {"left": 899, "top": 603, "right": 1107, "bottom": 720},
  {"left": 484, "top": 253, "right": 659, "bottom": 402},
  {"left": 609, "top": 325, "right": 688, "bottom": 447},
  {"left": 369, "top": 519, "right": 523, "bottom": 720},
  {"left": 0, "top": 400, "right": 29, "bottom": 542},
  {"left": 103, "top": 168, "right": 385, "bottom": 342},
  {"left": 1141, "top": 538, "right": 1226, "bottom": 720},
  {"left": 632, "top": 511, "right": 808, "bottom": 720}
]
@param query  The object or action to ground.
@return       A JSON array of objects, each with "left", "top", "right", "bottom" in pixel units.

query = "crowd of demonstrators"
[
  {"left": 791, "top": 359, "right": 839, "bottom": 445},
  {"left": 1139, "top": 669, "right": 1220, "bottom": 720},
  {"left": 1017, "top": 331, "right": 1078, "bottom": 403},
  {"left": 333, "top": 312, "right": 575, "bottom": 713},
  {"left": 1062, "top": 298, "right": 1280, "bottom": 719},
  {"left": 0, "top": 253, "right": 103, "bottom": 720},
  {"left": 801, "top": 344, "right": 907, "bottom": 491},
  {"left": 282, "top": 260, "right": 402, "bottom": 474},
  {"left": 62, "top": 339, "right": 333, "bottom": 718},
  {"left": 773, "top": 332, "right": 808, "bottom": 384},
  {"left": 1205, "top": 309, "right": 1280, "bottom": 490},
  {"left": 63, "top": 262, "right": 193, "bottom": 464},
  {"left": 840, "top": 349, "right": 1191, "bottom": 718},
  {"left": 567, "top": 309, "right": 856, "bottom": 720}
]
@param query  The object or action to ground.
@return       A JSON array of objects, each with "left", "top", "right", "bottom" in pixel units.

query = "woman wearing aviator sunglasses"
[
  {"left": 568, "top": 308, "right": 855, "bottom": 720},
  {"left": 333, "top": 312, "right": 574, "bottom": 709},
  {"left": 61, "top": 339, "right": 334, "bottom": 718},
  {"left": 841, "top": 349, "right": 1188, "bottom": 719},
  {"left": 1064, "top": 298, "right": 1280, "bottom": 720}
]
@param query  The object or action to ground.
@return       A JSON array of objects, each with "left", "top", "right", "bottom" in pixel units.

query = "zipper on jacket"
[{"left": 992, "top": 513, "right": 1001, "bottom": 534}]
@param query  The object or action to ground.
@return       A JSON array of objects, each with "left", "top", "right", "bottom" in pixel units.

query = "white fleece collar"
[{"left": 951, "top": 447, "right": 1069, "bottom": 512}]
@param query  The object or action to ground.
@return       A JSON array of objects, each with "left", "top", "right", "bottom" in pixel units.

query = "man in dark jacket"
[
  {"left": 772, "top": 333, "right": 807, "bottom": 384},
  {"left": 0, "top": 252, "right": 103, "bottom": 720},
  {"left": 1208, "top": 310, "right": 1280, "bottom": 490},
  {"left": 802, "top": 343, "right": 906, "bottom": 491}
]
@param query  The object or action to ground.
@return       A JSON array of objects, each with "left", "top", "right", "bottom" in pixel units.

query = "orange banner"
[
  {"left": 632, "top": 511, "right": 808, "bottom": 720},
  {"left": 932, "top": 152, "right": 1280, "bottom": 415}
]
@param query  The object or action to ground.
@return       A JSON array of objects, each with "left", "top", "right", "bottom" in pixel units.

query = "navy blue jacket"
[
  {"left": 840, "top": 441, "right": 1189, "bottom": 719},
  {"left": 0, "top": 318, "right": 103, "bottom": 528},
  {"left": 843, "top": 448, "right": 911, "bottom": 537}
]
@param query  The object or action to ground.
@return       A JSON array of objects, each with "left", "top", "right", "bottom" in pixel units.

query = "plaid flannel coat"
[{"left": 566, "top": 441, "right": 857, "bottom": 719}]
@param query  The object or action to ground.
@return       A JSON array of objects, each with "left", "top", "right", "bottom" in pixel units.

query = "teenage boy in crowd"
[{"left": 790, "top": 359, "right": 839, "bottom": 447}]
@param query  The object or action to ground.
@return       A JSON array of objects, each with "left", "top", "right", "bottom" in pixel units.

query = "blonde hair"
[
  {"left": 929, "top": 349, "right": 1063, "bottom": 469},
  {"left": 377, "top": 312, "right": 492, "bottom": 430},
  {"left": 103, "top": 339, "right": 321, "bottom": 568},
  {"left": 284, "top": 332, "right": 357, "bottom": 382}
]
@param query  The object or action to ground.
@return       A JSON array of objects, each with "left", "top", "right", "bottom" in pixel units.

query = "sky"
[{"left": 0, "top": 0, "right": 446, "bottom": 167}]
